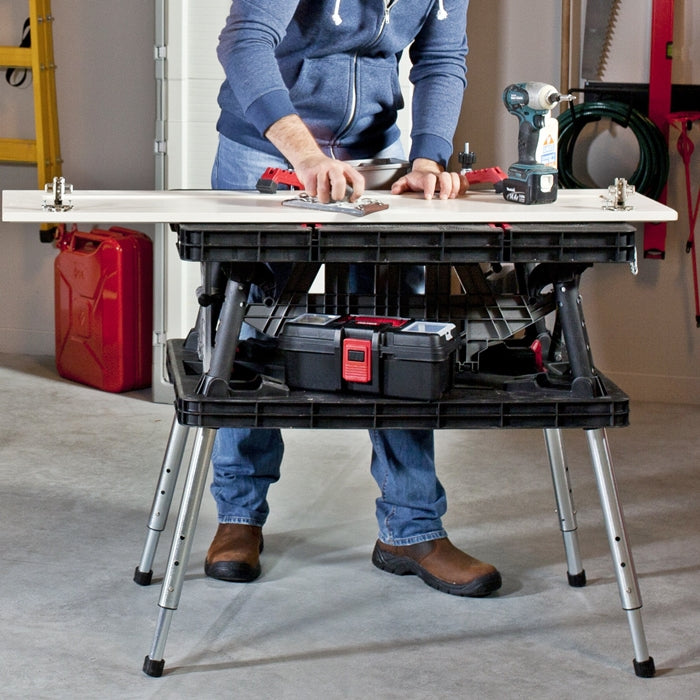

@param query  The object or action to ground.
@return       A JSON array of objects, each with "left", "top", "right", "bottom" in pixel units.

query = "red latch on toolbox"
[{"left": 342, "top": 338, "right": 372, "bottom": 383}]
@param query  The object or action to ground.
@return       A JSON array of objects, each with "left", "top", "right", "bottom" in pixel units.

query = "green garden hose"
[{"left": 557, "top": 101, "right": 669, "bottom": 199}]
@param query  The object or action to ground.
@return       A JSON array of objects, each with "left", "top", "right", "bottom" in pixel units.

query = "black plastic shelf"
[
  {"left": 174, "top": 222, "right": 637, "bottom": 265},
  {"left": 167, "top": 340, "right": 629, "bottom": 431}
]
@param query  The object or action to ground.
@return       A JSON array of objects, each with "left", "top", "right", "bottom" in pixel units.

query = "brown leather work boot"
[
  {"left": 372, "top": 537, "right": 501, "bottom": 597},
  {"left": 204, "top": 523, "right": 264, "bottom": 582}
]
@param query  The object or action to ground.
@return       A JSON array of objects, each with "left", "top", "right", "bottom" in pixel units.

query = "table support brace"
[
  {"left": 554, "top": 275, "right": 602, "bottom": 397},
  {"left": 196, "top": 276, "right": 251, "bottom": 397}
]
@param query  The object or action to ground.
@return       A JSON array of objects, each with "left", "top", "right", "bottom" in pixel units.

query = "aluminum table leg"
[
  {"left": 585, "top": 427, "right": 655, "bottom": 678},
  {"left": 143, "top": 426, "right": 217, "bottom": 677},
  {"left": 134, "top": 417, "right": 190, "bottom": 585},
  {"left": 543, "top": 427, "right": 586, "bottom": 586}
]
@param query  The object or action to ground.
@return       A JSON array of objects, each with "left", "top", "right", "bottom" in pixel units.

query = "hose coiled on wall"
[{"left": 557, "top": 101, "right": 669, "bottom": 199}]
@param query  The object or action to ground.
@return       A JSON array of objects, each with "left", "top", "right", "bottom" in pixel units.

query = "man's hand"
[
  {"left": 391, "top": 157, "right": 468, "bottom": 200},
  {"left": 265, "top": 114, "right": 365, "bottom": 203},
  {"left": 296, "top": 153, "right": 365, "bottom": 203}
]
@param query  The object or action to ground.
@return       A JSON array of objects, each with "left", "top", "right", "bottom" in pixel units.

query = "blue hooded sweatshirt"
[{"left": 215, "top": 0, "right": 469, "bottom": 167}]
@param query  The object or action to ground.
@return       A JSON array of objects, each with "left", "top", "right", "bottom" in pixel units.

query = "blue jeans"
[{"left": 210, "top": 134, "right": 447, "bottom": 545}]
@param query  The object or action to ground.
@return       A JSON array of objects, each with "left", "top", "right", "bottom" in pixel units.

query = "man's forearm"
[
  {"left": 264, "top": 114, "right": 325, "bottom": 171},
  {"left": 264, "top": 114, "right": 365, "bottom": 202}
]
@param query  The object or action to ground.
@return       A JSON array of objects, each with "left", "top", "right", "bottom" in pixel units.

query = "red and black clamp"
[{"left": 256, "top": 167, "right": 304, "bottom": 194}]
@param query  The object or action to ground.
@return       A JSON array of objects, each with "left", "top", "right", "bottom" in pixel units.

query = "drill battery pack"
[
  {"left": 54, "top": 225, "right": 153, "bottom": 392},
  {"left": 502, "top": 164, "right": 558, "bottom": 205},
  {"left": 278, "top": 314, "right": 457, "bottom": 400}
]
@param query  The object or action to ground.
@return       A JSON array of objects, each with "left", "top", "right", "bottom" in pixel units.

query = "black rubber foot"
[
  {"left": 143, "top": 655, "right": 165, "bottom": 677},
  {"left": 567, "top": 569, "right": 587, "bottom": 587},
  {"left": 133, "top": 566, "right": 153, "bottom": 586},
  {"left": 633, "top": 656, "right": 655, "bottom": 678}
]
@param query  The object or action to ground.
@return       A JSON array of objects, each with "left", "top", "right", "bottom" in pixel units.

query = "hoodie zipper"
[
  {"left": 383, "top": 0, "right": 398, "bottom": 24},
  {"left": 330, "top": 0, "right": 401, "bottom": 157}
]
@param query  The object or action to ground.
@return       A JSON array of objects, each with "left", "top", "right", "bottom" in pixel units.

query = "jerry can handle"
[{"left": 56, "top": 224, "right": 113, "bottom": 253}]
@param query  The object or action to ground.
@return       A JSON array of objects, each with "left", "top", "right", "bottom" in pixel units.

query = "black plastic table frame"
[
  {"left": 137, "top": 219, "right": 654, "bottom": 680},
  {"left": 175, "top": 221, "right": 637, "bottom": 264}
]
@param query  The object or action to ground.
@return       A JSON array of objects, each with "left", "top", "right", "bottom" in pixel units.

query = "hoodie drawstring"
[
  {"left": 332, "top": 0, "right": 343, "bottom": 25},
  {"left": 331, "top": 1, "right": 447, "bottom": 27}
]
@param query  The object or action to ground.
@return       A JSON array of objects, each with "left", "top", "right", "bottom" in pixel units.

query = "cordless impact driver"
[{"left": 501, "top": 82, "right": 574, "bottom": 204}]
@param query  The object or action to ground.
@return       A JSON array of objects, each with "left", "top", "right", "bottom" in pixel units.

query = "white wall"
[
  {"left": 1, "top": 0, "right": 698, "bottom": 403},
  {"left": 579, "top": 0, "right": 699, "bottom": 404},
  {"left": 458, "top": 0, "right": 699, "bottom": 404},
  {"left": 0, "top": 0, "right": 155, "bottom": 355}
]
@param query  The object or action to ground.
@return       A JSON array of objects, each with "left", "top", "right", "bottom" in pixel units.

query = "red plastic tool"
[
  {"left": 464, "top": 166, "right": 508, "bottom": 187},
  {"left": 256, "top": 167, "right": 303, "bottom": 193},
  {"left": 669, "top": 112, "right": 700, "bottom": 326}
]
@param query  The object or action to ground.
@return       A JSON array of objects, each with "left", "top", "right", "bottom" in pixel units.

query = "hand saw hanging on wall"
[
  {"left": 582, "top": 0, "right": 623, "bottom": 81},
  {"left": 580, "top": 0, "right": 677, "bottom": 259}
]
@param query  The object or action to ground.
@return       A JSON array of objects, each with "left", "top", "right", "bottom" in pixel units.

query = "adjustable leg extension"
[
  {"left": 143, "top": 427, "right": 217, "bottom": 677},
  {"left": 543, "top": 428, "right": 586, "bottom": 587},
  {"left": 134, "top": 417, "right": 190, "bottom": 585},
  {"left": 586, "top": 428, "right": 655, "bottom": 678}
]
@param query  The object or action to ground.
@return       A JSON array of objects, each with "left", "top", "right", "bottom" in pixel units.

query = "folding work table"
[{"left": 2, "top": 186, "right": 678, "bottom": 678}]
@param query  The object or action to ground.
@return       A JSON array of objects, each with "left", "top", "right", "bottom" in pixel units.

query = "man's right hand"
[
  {"left": 296, "top": 154, "right": 365, "bottom": 203},
  {"left": 265, "top": 114, "right": 365, "bottom": 203}
]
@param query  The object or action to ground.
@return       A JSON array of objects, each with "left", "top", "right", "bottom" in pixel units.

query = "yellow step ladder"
[{"left": 0, "top": 0, "right": 62, "bottom": 237}]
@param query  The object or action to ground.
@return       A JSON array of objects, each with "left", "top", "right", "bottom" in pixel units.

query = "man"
[{"left": 205, "top": 0, "right": 502, "bottom": 598}]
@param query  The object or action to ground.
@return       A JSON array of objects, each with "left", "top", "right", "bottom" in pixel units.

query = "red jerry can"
[{"left": 54, "top": 225, "right": 153, "bottom": 392}]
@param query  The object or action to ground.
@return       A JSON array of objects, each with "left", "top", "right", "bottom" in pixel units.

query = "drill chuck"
[{"left": 503, "top": 82, "right": 573, "bottom": 112}]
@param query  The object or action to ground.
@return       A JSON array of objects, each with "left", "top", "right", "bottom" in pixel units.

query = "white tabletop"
[{"left": 1, "top": 188, "right": 678, "bottom": 225}]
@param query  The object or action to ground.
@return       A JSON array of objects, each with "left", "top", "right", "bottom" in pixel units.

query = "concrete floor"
[{"left": 1, "top": 352, "right": 699, "bottom": 699}]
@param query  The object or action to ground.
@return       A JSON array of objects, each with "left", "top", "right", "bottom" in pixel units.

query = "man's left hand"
[{"left": 390, "top": 158, "right": 468, "bottom": 200}]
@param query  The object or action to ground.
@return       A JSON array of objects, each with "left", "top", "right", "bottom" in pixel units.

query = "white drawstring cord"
[
  {"left": 332, "top": 1, "right": 446, "bottom": 26},
  {"left": 332, "top": 0, "right": 342, "bottom": 25}
]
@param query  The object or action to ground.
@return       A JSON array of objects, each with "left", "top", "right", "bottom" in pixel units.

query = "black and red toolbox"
[
  {"left": 278, "top": 314, "right": 457, "bottom": 400},
  {"left": 54, "top": 224, "right": 153, "bottom": 393}
]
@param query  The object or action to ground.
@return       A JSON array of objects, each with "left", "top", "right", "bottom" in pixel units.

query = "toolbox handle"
[{"left": 344, "top": 315, "right": 409, "bottom": 328}]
